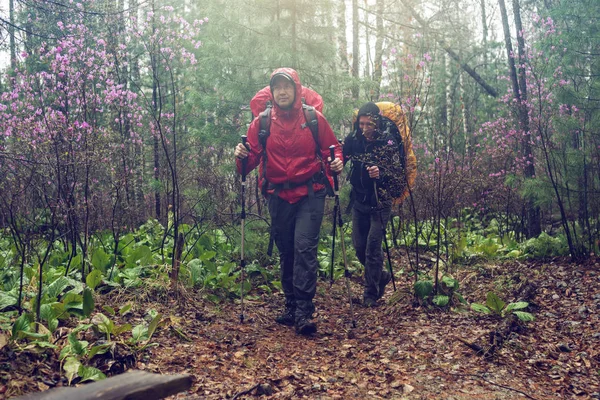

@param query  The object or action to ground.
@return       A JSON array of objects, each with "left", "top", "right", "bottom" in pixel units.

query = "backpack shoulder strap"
[
  {"left": 258, "top": 101, "right": 272, "bottom": 149},
  {"left": 301, "top": 98, "right": 320, "bottom": 157}
]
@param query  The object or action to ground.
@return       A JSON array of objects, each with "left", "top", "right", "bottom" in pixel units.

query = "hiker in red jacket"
[{"left": 235, "top": 68, "right": 343, "bottom": 335}]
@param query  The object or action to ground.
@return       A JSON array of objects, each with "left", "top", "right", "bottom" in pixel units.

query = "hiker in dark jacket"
[
  {"left": 343, "top": 102, "right": 394, "bottom": 307},
  {"left": 235, "top": 68, "right": 343, "bottom": 335}
]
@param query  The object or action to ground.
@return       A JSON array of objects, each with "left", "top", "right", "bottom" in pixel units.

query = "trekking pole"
[
  {"left": 373, "top": 180, "right": 397, "bottom": 292},
  {"left": 240, "top": 135, "right": 248, "bottom": 323},
  {"left": 330, "top": 146, "right": 356, "bottom": 328},
  {"left": 329, "top": 193, "right": 337, "bottom": 286}
]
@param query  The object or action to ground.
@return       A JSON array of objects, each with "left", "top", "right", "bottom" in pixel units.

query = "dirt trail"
[
  {"left": 3, "top": 259, "right": 599, "bottom": 399},
  {"left": 143, "top": 260, "right": 598, "bottom": 399}
]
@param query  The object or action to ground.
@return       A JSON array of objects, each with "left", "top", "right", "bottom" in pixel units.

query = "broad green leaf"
[
  {"left": 21, "top": 331, "right": 50, "bottom": 341},
  {"left": 86, "top": 270, "right": 103, "bottom": 291},
  {"left": 470, "top": 303, "right": 492, "bottom": 314},
  {"left": 126, "top": 245, "right": 152, "bottom": 265},
  {"left": 113, "top": 324, "right": 132, "bottom": 336},
  {"left": 131, "top": 325, "right": 148, "bottom": 342},
  {"left": 0, "top": 291, "right": 17, "bottom": 311},
  {"left": 88, "top": 343, "right": 112, "bottom": 359},
  {"left": 44, "top": 276, "right": 70, "bottom": 300},
  {"left": 62, "top": 292, "right": 83, "bottom": 306},
  {"left": 40, "top": 303, "right": 56, "bottom": 322},
  {"left": 82, "top": 288, "right": 95, "bottom": 317},
  {"left": 441, "top": 276, "right": 458, "bottom": 289},
  {"left": 506, "top": 250, "right": 521, "bottom": 258},
  {"left": 59, "top": 345, "right": 72, "bottom": 361},
  {"left": 146, "top": 313, "right": 162, "bottom": 341},
  {"left": 414, "top": 280, "right": 433, "bottom": 299},
  {"left": 102, "top": 306, "right": 116, "bottom": 316},
  {"left": 118, "top": 304, "right": 132, "bottom": 316},
  {"left": 199, "top": 250, "right": 217, "bottom": 262},
  {"left": 31, "top": 341, "right": 58, "bottom": 349},
  {"left": 68, "top": 332, "right": 88, "bottom": 356},
  {"left": 513, "top": 311, "right": 535, "bottom": 322},
  {"left": 72, "top": 324, "right": 93, "bottom": 334},
  {"left": 62, "top": 293, "right": 84, "bottom": 316},
  {"left": 505, "top": 301, "right": 529, "bottom": 312},
  {"left": 11, "top": 313, "right": 32, "bottom": 340},
  {"left": 64, "top": 278, "right": 84, "bottom": 295},
  {"left": 486, "top": 292, "right": 505, "bottom": 315},
  {"left": 91, "top": 248, "right": 111, "bottom": 273},
  {"left": 64, "top": 303, "right": 85, "bottom": 317},
  {"left": 78, "top": 365, "right": 106, "bottom": 382},
  {"left": 91, "top": 313, "right": 114, "bottom": 337},
  {"left": 48, "top": 318, "right": 59, "bottom": 333},
  {"left": 433, "top": 295, "right": 450, "bottom": 307},
  {"left": 70, "top": 254, "right": 83, "bottom": 270},
  {"left": 63, "top": 357, "right": 81, "bottom": 385}
]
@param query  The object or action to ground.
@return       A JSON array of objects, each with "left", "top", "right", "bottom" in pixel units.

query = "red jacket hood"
[{"left": 269, "top": 67, "right": 303, "bottom": 113}]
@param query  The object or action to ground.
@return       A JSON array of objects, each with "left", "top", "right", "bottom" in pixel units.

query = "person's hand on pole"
[
  {"left": 328, "top": 156, "right": 343, "bottom": 174},
  {"left": 329, "top": 146, "right": 340, "bottom": 191},
  {"left": 366, "top": 165, "right": 380, "bottom": 179},
  {"left": 235, "top": 141, "right": 250, "bottom": 159}
]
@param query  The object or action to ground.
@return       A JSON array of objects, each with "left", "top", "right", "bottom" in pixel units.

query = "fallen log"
[{"left": 15, "top": 370, "right": 193, "bottom": 400}]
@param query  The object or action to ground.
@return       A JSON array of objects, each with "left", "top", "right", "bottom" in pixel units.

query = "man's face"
[
  {"left": 272, "top": 77, "right": 295, "bottom": 109},
  {"left": 359, "top": 116, "right": 377, "bottom": 141}
]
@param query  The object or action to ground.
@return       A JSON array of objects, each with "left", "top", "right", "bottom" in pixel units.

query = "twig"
[
  {"left": 231, "top": 383, "right": 260, "bottom": 400},
  {"left": 453, "top": 373, "right": 539, "bottom": 400},
  {"left": 455, "top": 336, "right": 484, "bottom": 354}
]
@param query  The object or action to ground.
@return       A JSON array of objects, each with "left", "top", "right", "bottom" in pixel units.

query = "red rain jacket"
[{"left": 237, "top": 68, "right": 342, "bottom": 204}]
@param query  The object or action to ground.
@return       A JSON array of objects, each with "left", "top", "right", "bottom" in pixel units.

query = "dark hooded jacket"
[
  {"left": 343, "top": 102, "right": 398, "bottom": 208},
  {"left": 237, "top": 68, "right": 342, "bottom": 204}
]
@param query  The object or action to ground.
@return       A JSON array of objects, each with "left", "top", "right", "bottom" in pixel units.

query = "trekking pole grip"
[{"left": 329, "top": 145, "right": 339, "bottom": 192}]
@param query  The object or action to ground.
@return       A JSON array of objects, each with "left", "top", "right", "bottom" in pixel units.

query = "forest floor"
[{"left": 2, "top": 254, "right": 600, "bottom": 399}]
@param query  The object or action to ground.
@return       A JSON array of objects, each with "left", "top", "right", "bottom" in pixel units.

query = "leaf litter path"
[{"left": 142, "top": 259, "right": 600, "bottom": 399}]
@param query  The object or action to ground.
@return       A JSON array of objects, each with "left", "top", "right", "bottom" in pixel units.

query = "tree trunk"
[
  {"left": 460, "top": 72, "right": 470, "bottom": 156},
  {"left": 363, "top": 0, "right": 370, "bottom": 79},
  {"left": 291, "top": 0, "right": 298, "bottom": 68},
  {"left": 480, "top": 0, "right": 488, "bottom": 68},
  {"left": 9, "top": 0, "right": 16, "bottom": 71},
  {"left": 445, "top": 53, "right": 452, "bottom": 154},
  {"left": 336, "top": 0, "right": 350, "bottom": 74},
  {"left": 498, "top": 0, "right": 540, "bottom": 237},
  {"left": 372, "top": 0, "right": 384, "bottom": 100},
  {"left": 352, "top": 0, "right": 360, "bottom": 99},
  {"left": 151, "top": 0, "right": 161, "bottom": 220}
]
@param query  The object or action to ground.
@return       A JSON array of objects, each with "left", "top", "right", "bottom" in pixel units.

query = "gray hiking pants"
[
  {"left": 268, "top": 190, "right": 326, "bottom": 321},
  {"left": 352, "top": 202, "right": 391, "bottom": 301}
]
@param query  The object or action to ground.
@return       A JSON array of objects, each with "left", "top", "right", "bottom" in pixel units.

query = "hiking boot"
[
  {"left": 275, "top": 308, "right": 295, "bottom": 326},
  {"left": 295, "top": 317, "right": 317, "bottom": 335},
  {"left": 377, "top": 271, "right": 392, "bottom": 300},
  {"left": 363, "top": 297, "right": 378, "bottom": 308}
]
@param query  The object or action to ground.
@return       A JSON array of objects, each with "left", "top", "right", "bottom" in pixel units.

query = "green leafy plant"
[
  {"left": 414, "top": 279, "right": 434, "bottom": 299},
  {"left": 91, "top": 313, "right": 132, "bottom": 341},
  {"left": 414, "top": 275, "right": 467, "bottom": 308},
  {"left": 59, "top": 326, "right": 106, "bottom": 385},
  {"left": 471, "top": 292, "right": 535, "bottom": 321}
]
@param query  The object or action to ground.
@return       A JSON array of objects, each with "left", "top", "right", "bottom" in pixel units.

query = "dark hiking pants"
[
  {"left": 351, "top": 202, "right": 392, "bottom": 301},
  {"left": 268, "top": 189, "right": 326, "bottom": 321}
]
